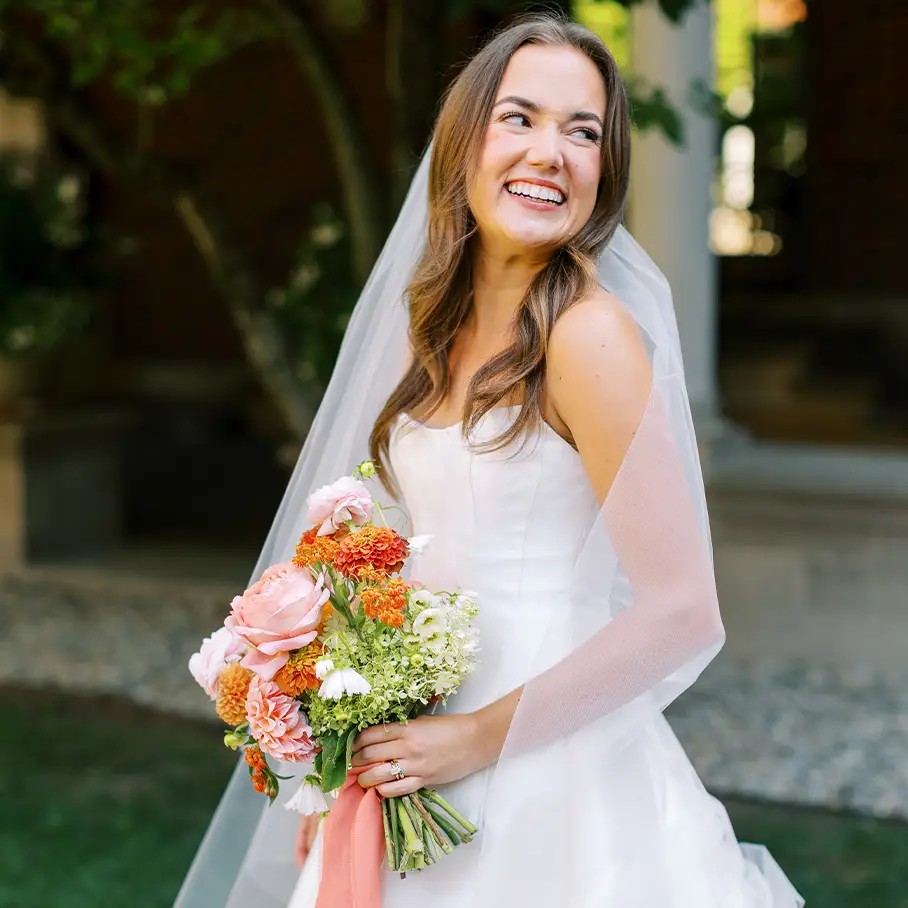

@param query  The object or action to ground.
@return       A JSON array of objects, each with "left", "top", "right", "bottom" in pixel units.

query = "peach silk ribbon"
[{"left": 315, "top": 764, "right": 386, "bottom": 908}]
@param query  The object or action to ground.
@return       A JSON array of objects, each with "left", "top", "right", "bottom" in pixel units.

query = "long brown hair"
[{"left": 370, "top": 11, "right": 630, "bottom": 491}]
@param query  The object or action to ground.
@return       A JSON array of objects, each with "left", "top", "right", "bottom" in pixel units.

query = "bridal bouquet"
[{"left": 189, "top": 460, "right": 481, "bottom": 872}]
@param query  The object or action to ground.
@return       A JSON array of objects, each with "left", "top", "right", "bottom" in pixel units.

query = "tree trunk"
[
  {"left": 263, "top": 0, "right": 385, "bottom": 284},
  {"left": 385, "top": 0, "right": 446, "bottom": 209}
]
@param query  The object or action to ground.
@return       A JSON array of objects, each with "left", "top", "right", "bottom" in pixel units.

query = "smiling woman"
[
  {"left": 369, "top": 21, "right": 630, "bottom": 462},
  {"left": 175, "top": 12, "right": 803, "bottom": 908}
]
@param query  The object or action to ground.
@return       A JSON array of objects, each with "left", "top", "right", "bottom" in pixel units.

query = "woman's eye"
[
  {"left": 573, "top": 127, "right": 601, "bottom": 143},
  {"left": 501, "top": 111, "right": 530, "bottom": 127}
]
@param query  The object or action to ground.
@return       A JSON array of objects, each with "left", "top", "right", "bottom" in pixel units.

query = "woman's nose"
[{"left": 525, "top": 125, "right": 563, "bottom": 169}]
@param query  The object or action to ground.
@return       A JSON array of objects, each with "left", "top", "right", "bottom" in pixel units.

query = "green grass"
[
  {"left": 0, "top": 687, "right": 236, "bottom": 908},
  {"left": 725, "top": 799, "right": 908, "bottom": 907},
  {"left": 2, "top": 686, "right": 907, "bottom": 907}
]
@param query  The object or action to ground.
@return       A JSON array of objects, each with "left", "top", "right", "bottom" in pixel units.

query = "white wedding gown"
[{"left": 288, "top": 407, "right": 805, "bottom": 907}]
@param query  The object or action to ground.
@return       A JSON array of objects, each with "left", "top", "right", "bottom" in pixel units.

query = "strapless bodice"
[
  {"left": 389, "top": 406, "right": 599, "bottom": 712},
  {"left": 391, "top": 406, "right": 597, "bottom": 591}
]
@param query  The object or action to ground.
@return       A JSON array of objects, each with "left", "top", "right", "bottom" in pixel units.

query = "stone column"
[{"left": 628, "top": 1, "right": 722, "bottom": 446}]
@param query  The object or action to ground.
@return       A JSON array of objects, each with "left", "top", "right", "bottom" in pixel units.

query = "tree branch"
[
  {"left": 386, "top": 0, "right": 443, "bottom": 208},
  {"left": 260, "top": 0, "right": 384, "bottom": 284},
  {"left": 0, "top": 18, "right": 316, "bottom": 439}
]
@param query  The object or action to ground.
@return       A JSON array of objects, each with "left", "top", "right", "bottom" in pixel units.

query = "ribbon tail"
[
  {"left": 315, "top": 767, "right": 386, "bottom": 908},
  {"left": 351, "top": 787, "right": 385, "bottom": 904}
]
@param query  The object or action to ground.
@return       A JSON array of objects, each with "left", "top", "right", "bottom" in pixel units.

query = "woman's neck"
[{"left": 470, "top": 241, "right": 551, "bottom": 335}]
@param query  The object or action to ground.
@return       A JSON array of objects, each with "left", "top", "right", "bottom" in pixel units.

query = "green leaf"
[
  {"left": 629, "top": 83, "right": 685, "bottom": 146},
  {"left": 688, "top": 76, "right": 723, "bottom": 120},
  {"left": 606, "top": 0, "right": 705, "bottom": 22},
  {"left": 320, "top": 729, "right": 353, "bottom": 791},
  {"left": 658, "top": 0, "right": 703, "bottom": 23}
]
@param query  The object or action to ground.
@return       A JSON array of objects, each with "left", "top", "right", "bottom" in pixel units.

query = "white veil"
[{"left": 174, "top": 143, "right": 726, "bottom": 906}]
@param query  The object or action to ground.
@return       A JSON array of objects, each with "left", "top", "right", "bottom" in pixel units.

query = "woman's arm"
[
  {"left": 471, "top": 290, "right": 725, "bottom": 762},
  {"left": 353, "top": 290, "right": 724, "bottom": 788}
]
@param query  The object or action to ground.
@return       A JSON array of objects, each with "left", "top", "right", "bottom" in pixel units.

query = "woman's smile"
[{"left": 503, "top": 179, "right": 567, "bottom": 208}]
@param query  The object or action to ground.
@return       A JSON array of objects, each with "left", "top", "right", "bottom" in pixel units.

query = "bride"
[{"left": 177, "top": 12, "right": 804, "bottom": 908}]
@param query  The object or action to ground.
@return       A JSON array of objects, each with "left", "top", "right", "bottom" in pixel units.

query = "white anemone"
[{"left": 409, "top": 589, "right": 439, "bottom": 609}]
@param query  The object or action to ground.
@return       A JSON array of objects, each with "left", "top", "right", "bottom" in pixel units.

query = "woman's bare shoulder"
[
  {"left": 547, "top": 287, "right": 653, "bottom": 501},
  {"left": 549, "top": 286, "right": 650, "bottom": 389}
]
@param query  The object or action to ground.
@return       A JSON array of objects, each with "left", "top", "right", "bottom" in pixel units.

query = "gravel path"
[
  {"left": 3, "top": 560, "right": 906, "bottom": 820},
  {"left": 668, "top": 658, "right": 908, "bottom": 819}
]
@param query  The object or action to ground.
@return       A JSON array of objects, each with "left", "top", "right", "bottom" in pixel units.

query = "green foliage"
[
  {"left": 0, "top": 154, "right": 94, "bottom": 357},
  {"left": 5, "top": 0, "right": 270, "bottom": 101},
  {"left": 629, "top": 82, "right": 684, "bottom": 144},
  {"left": 604, "top": 0, "right": 704, "bottom": 23},
  {"left": 265, "top": 203, "right": 358, "bottom": 390}
]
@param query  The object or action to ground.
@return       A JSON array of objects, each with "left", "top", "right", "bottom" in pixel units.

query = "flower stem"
[
  {"left": 396, "top": 798, "right": 424, "bottom": 860},
  {"left": 419, "top": 796, "right": 462, "bottom": 845},
  {"left": 408, "top": 793, "right": 454, "bottom": 855},
  {"left": 421, "top": 788, "right": 478, "bottom": 836},
  {"left": 389, "top": 795, "right": 401, "bottom": 869},
  {"left": 421, "top": 820, "right": 435, "bottom": 863},
  {"left": 381, "top": 798, "right": 395, "bottom": 870}
]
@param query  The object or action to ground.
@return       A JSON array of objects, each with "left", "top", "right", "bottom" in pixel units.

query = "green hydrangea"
[{"left": 304, "top": 587, "right": 480, "bottom": 738}]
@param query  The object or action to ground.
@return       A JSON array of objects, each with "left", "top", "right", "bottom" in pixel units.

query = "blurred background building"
[{"left": 1, "top": 0, "right": 906, "bottom": 871}]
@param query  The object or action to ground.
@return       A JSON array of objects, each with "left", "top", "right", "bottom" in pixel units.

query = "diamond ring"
[{"left": 389, "top": 759, "right": 405, "bottom": 781}]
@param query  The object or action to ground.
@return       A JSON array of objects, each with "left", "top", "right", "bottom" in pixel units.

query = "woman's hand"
[
  {"left": 350, "top": 713, "right": 484, "bottom": 797},
  {"left": 294, "top": 813, "right": 321, "bottom": 868}
]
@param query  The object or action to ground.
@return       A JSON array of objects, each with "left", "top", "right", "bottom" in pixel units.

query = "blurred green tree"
[
  {"left": 0, "top": 152, "right": 94, "bottom": 359},
  {"left": 0, "top": 0, "right": 702, "bottom": 440}
]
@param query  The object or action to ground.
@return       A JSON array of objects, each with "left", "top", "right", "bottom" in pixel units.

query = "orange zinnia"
[
  {"left": 274, "top": 640, "right": 324, "bottom": 697},
  {"left": 334, "top": 526, "right": 409, "bottom": 579}
]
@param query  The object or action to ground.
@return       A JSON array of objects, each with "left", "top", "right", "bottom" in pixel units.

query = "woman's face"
[{"left": 469, "top": 43, "right": 606, "bottom": 257}]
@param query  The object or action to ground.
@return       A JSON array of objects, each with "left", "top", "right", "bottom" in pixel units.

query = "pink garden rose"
[
  {"left": 245, "top": 675, "right": 317, "bottom": 762},
  {"left": 307, "top": 475, "right": 373, "bottom": 536},
  {"left": 225, "top": 561, "right": 329, "bottom": 680},
  {"left": 188, "top": 626, "right": 246, "bottom": 700}
]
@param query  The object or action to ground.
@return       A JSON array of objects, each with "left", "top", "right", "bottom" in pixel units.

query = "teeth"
[{"left": 506, "top": 181, "right": 565, "bottom": 205}]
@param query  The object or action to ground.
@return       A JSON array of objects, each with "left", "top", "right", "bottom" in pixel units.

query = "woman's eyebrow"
[{"left": 493, "top": 94, "right": 604, "bottom": 130}]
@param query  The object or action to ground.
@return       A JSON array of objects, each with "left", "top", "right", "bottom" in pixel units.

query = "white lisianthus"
[
  {"left": 284, "top": 777, "right": 330, "bottom": 815},
  {"left": 409, "top": 589, "right": 439, "bottom": 609},
  {"left": 412, "top": 607, "right": 447, "bottom": 653},
  {"left": 407, "top": 534, "right": 433, "bottom": 555},
  {"left": 314, "top": 656, "right": 335, "bottom": 680},
  {"left": 412, "top": 607, "right": 446, "bottom": 638},
  {"left": 318, "top": 667, "right": 372, "bottom": 699}
]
